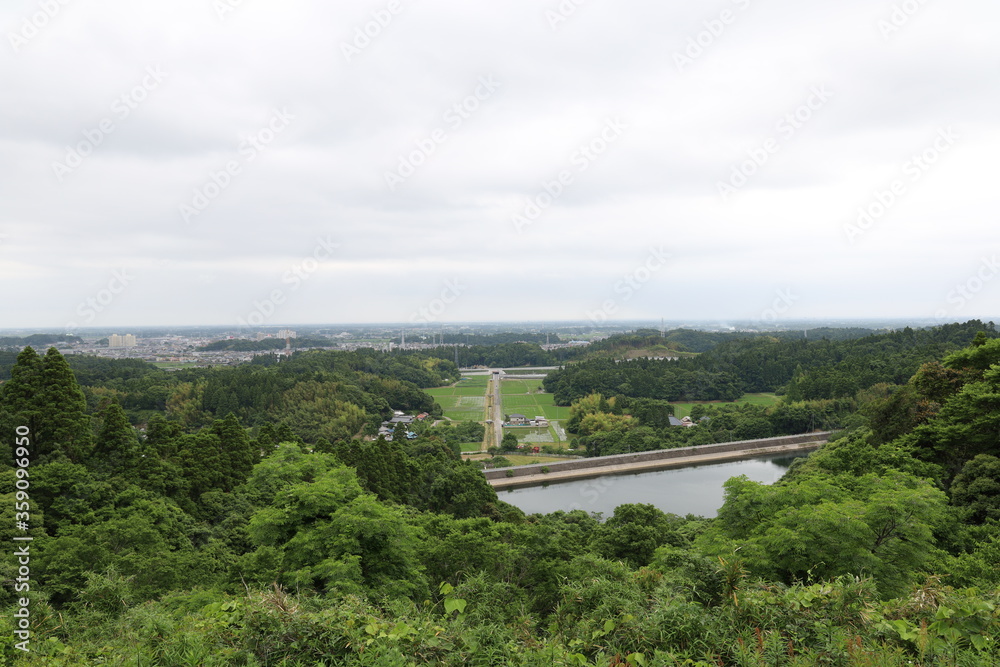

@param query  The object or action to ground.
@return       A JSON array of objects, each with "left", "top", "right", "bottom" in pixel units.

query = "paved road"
[
  {"left": 475, "top": 368, "right": 548, "bottom": 450},
  {"left": 492, "top": 371, "right": 503, "bottom": 447}
]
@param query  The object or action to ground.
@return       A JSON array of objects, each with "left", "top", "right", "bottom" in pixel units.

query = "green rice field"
[
  {"left": 670, "top": 392, "right": 780, "bottom": 418},
  {"left": 502, "top": 392, "right": 571, "bottom": 421},
  {"left": 425, "top": 375, "right": 491, "bottom": 421},
  {"left": 499, "top": 377, "right": 571, "bottom": 444},
  {"left": 510, "top": 427, "right": 555, "bottom": 444},
  {"left": 499, "top": 378, "right": 543, "bottom": 394},
  {"left": 426, "top": 374, "right": 575, "bottom": 443},
  {"left": 424, "top": 394, "right": 487, "bottom": 421}
]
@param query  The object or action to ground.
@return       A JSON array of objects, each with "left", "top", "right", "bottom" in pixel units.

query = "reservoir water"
[{"left": 499, "top": 452, "right": 809, "bottom": 519}]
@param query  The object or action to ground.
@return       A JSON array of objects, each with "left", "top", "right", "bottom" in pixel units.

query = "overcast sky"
[{"left": 1, "top": 0, "right": 998, "bottom": 330}]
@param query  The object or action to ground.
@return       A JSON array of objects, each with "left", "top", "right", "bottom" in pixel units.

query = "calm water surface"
[{"left": 500, "top": 452, "right": 808, "bottom": 518}]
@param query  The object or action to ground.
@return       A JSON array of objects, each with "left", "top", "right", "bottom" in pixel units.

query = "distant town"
[{"left": 0, "top": 318, "right": 931, "bottom": 369}]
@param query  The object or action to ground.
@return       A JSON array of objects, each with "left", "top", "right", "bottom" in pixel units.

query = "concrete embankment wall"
[{"left": 484, "top": 431, "right": 833, "bottom": 483}]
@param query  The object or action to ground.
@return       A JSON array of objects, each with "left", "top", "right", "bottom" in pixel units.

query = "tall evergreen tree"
[
  {"left": 37, "top": 347, "right": 94, "bottom": 463},
  {"left": 144, "top": 414, "right": 182, "bottom": 456},
  {"left": 0, "top": 346, "right": 44, "bottom": 461},
  {"left": 91, "top": 402, "right": 141, "bottom": 477},
  {"left": 175, "top": 431, "right": 228, "bottom": 499},
  {"left": 274, "top": 422, "right": 301, "bottom": 445},
  {"left": 211, "top": 413, "right": 257, "bottom": 487},
  {"left": 255, "top": 422, "right": 279, "bottom": 449}
]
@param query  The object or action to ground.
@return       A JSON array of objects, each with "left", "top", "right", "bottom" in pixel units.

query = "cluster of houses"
[
  {"left": 377, "top": 411, "right": 430, "bottom": 440},
  {"left": 505, "top": 414, "right": 549, "bottom": 427}
]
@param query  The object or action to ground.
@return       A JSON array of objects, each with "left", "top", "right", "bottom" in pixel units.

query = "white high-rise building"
[{"left": 108, "top": 334, "right": 137, "bottom": 348}]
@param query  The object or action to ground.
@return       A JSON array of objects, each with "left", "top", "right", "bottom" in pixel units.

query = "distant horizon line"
[{"left": 2, "top": 317, "right": 996, "bottom": 334}]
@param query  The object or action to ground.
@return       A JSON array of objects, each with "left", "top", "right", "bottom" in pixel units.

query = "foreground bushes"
[{"left": 5, "top": 565, "right": 997, "bottom": 666}]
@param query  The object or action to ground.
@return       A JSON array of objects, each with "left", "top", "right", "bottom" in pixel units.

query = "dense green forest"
[
  {"left": 2, "top": 325, "right": 1000, "bottom": 664},
  {"left": 544, "top": 321, "right": 997, "bottom": 404},
  {"left": 556, "top": 394, "right": 855, "bottom": 457},
  {"left": 414, "top": 326, "right": 891, "bottom": 369},
  {"left": 417, "top": 342, "right": 562, "bottom": 368},
  {"left": 198, "top": 337, "right": 340, "bottom": 352},
  {"left": 0, "top": 334, "right": 82, "bottom": 349},
  {"left": 1, "top": 349, "right": 458, "bottom": 440},
  {"left": 401, "top": 333, "right": 553, "bottom": 346}
]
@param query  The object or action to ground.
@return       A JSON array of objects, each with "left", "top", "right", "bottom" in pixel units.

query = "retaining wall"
[{"left": 483, "top": 431, "right": 833, "bottom": 481}]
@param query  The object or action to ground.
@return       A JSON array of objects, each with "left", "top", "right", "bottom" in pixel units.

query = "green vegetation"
[
  {"left": 2, "top": 326, "right": 1000, "bottom": 664},
  {"left": 557, "top": 387, "right": 844, "bottom": 456},
  {"left": 420, "top": 420, "right": 486, "bottom": 449},
  {"left": 149, "top": 361, "right": 200, "bottom": 369},
  {"left": 412, "top": 332, "right": 553, "bottom": 346},
  {"left": 499, "top": 377, "right": 571, "bottom": 446},
  {"left": 494, "top": 454, "right": 566, "bottom": 466},
  {"left": 545, "top": 321, "right": 997, "bottom": 404},
  {"left": 420, "top": 342, "right": 559, "bottom": 367},
  {"left": 425, "top": 379, "right": 489, "bottom": 421},
  {"left": 671, "top": 392, "right": 779, "bottom": 418},
  {"left": 0, "top": 333, "right": 81, "bottom": 351},
  {"left": 499, "top": 378, "right": 544, "bottom": 394},
  {"left": 572, "top": 327, "right": 882, "bottom": 361},
  {"left": 197, "top": 336, "right": 339, "bottom": 351},
  {"left": 503, "top": 393, "right": 570, "bottom": 420},
  {"left": 735, "top": 391, "right": 780, "bottom": 406}
]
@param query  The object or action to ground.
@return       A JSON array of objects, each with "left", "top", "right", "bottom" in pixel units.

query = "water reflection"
[{"left": 501, "top": 452, "right": 810, "bottom": 519}]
